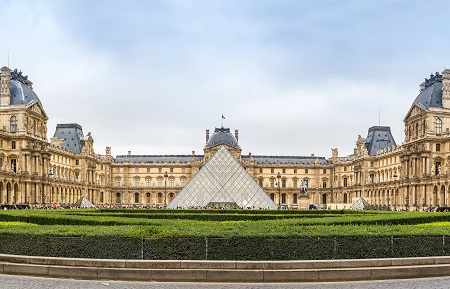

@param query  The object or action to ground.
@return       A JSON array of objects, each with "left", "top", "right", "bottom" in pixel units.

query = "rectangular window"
[
  {"left": 146, "top": 179, "right": 151, "bottom": 187},
  {"left": 258, "top": 178, "right": 263, "bottom": 186},
  {"left": 344, "top": 166, "right": 347, "bottom": 171},
  {"left": 322, "top": 180, "right": 327, "bottom": 188},
  {"left": 116, "top": 179, "right": 120, "bottom": 187},
  {"left": 135, "top": 179, "right": 139, "bottom": 187},
  {"left": 436, "top": 162, "right": 441, "bottom": 175},
  {"left": 158, "top": 168, "right": 162, "bottom": 173},
  {"left": 436, "top": 144, "right": 441, "bottom": 151},
  {"left": 282, "top": 168, "right": 286, "bottom": 174},
  {"left": 147, "top": 167, "right": 150, "bottom": 173},
  {"left": 323, "top": 169, "right": 326, "bottom": 174},
  {"left": 343, "top": 177, "right": 348, "bottom": 187},
  {"left": 282, "top": 179, "right": 286, "bottom": 188},
  {"left": 116, "top": 167, "right": 120, "bottom": 173},
  {"left": 181, "top": 178, "right": 186, "bottom": 187},
  {"left": 270, "top": 179, "right": 274, "bottom": 188},
  {"left": 294, "top": 168, "right": 297, "bottom": 174},
  {"left": 370, "top": 161, "right": 374, "bottom": 167},
  {"left": 76, "top": 159, "right": 79, "bottom": 165},
  {"left": 158, "top": 179, "right": 162, "bottom": 187},
  {"left": 370, "top": 174, "right": 375, "bottom": 184},
  {"left": 170, "top": 168, "right": 173, "bottom": 173},
  {"left": 293, "top": 179, "right": 298, "bottom": 189},
  {"left": 305, "top": 169, "right": 308, "bottom": 174},
  {"left": 259, "top": 168, "right": 263, "bottom": 173},
  {"left": 10, "top": 159, "right": 16, "bottom": 173},
  {"left": 271, "top": 168, "right": 274, "bottom": 174},
  {"left": 169, "top": 179, "right": 174, "bottom": 187}
]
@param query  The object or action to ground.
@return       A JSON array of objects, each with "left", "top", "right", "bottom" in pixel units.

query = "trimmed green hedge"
[
  {"left": 1, "top": 209, "right": 450, "bottom": 260},
  {"left": 0, "top": 234, "right": 448, "bottom": 260}
]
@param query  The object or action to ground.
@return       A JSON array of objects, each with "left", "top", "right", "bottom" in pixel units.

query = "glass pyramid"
[
  {"left": 74, "top": 196, "right": 95, "bottom": 208},
  {"left": 349, "top": 197, "right": 374, "bottom": 210},
  {"left": 167, "top": 146, "right": 278, "bottom": 209}
]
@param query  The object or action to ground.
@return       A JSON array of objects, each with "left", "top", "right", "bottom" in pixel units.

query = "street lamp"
[
  {"left": 48, "top": 170, "right": 53, "bottom": 205},
  {"left": 393, "top": 172, "right": 397, "bottom": 211},
  {"left": 277, "top": 172, "right": 281, "bottom": 208},
  {"left": 163, "top": 171, "right": 168, "bottom": 207}
]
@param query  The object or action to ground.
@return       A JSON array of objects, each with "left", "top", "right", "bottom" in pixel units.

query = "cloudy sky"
[{"left": 2, "top": 0, "right": 450, "bottom": 158}]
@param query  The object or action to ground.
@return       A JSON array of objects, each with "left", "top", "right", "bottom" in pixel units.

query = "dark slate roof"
[
  {"left": 207, "top": 127, "right": 238, "bottom": 147},
  {"left": 413, "top": 72, "right": 443, "bottom": 109},
  {"left": 114, "top": 155, "right": 204, "bottom": 164},
  {"left": 9, "top": 80, "right": 41, "bottom": 106},
  {"left": 242, "top": 155, "right": 328, "bottom": 165},
  {"left": 364, "top": 126, "right": 396, "bottom": 156},
  {"left": 53, "top": 123, "right": 85, "bottom": 154}
]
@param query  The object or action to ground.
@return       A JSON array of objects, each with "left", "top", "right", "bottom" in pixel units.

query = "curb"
[{"left": 1, "top": 254, "right": 450, "bottom": 282}]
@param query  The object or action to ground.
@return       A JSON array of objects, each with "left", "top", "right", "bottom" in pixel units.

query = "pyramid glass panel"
[{"left": 167, "top": 146, "right": 278, "bottom": 209}]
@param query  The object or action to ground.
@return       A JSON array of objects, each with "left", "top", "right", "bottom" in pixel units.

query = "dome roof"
[
  {"left": 10, "top": 79, "right": 41, "bottom": 106},
  {"left": 413, "top": 72, "right": 443, "bottom": 109},
  {"left": 207, "top": 127, "right": 238, "bottom": 147}
]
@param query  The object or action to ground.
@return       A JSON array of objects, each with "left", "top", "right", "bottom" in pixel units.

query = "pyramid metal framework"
[{"left": 167, "top": 146, "right": 278, "bottom": 209}]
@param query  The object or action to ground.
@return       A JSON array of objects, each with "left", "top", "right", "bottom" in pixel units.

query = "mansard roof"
[
  {"left": 413, "top": 72, "right": 443, "bottom": 109},
  {"left": 53, "top": 123, "right": 85, "bottom": 154},
  {"left": 114, "top": 155, "right": 203, "bottom": 164},
  {"left": 364, "top": 126, "right": 396, "bottom": 156},
  {"left": 242, "top": 155, "right": 328, "bottom": 165}
]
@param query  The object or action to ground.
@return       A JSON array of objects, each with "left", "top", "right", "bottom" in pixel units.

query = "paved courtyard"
[{"left": 0, "top": 274, "right": 449, "bottom": 289}]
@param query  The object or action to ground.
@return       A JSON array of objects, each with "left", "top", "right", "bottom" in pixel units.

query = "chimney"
[
  {"left": 0, "top": 66, "right": 11, "bottom": 106},
  {"left": 206, "top": 129, "right": 210, "bottom": 144},
  {"left": 442, "top": 69, "right": 450, "bottom": 108},
  {"left": 235, "top": 129, "right": 239, "bottom": 142}
]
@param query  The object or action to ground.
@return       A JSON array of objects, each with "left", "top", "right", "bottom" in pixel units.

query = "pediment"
[
  {"left": 404, "top": 103, "right": 426, "bottom": 123},
  {"left": 25, "top": 101, "right": 48, "bottom": 120}
]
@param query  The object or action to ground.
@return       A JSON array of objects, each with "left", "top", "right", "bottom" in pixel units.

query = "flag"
[{"left": 222, "top": 115, "right": 225, "bottom": 119}]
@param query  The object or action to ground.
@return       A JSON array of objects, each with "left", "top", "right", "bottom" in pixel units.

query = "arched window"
[
  {"left": 258, "top": 177, "right": 263, "bottom": 187},
  {"left": 134, "top": 193, "right": 139, "bottom": 203},
  {"left": 10, "top": 116, "right": 17, "bottom": 133},
  {"left": 435, "top": 118, "right": 442, "bottom": 135},
  {"left": 269, "top": 193, "right": 275, "bottom": 201},
  {"left": 281, "top": 193, "right": 287, "bottom": 204}
]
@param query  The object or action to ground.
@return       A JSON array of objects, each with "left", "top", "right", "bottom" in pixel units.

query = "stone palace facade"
[{"left": 1, "top": 65, "right": 450, "bottom": 210}]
